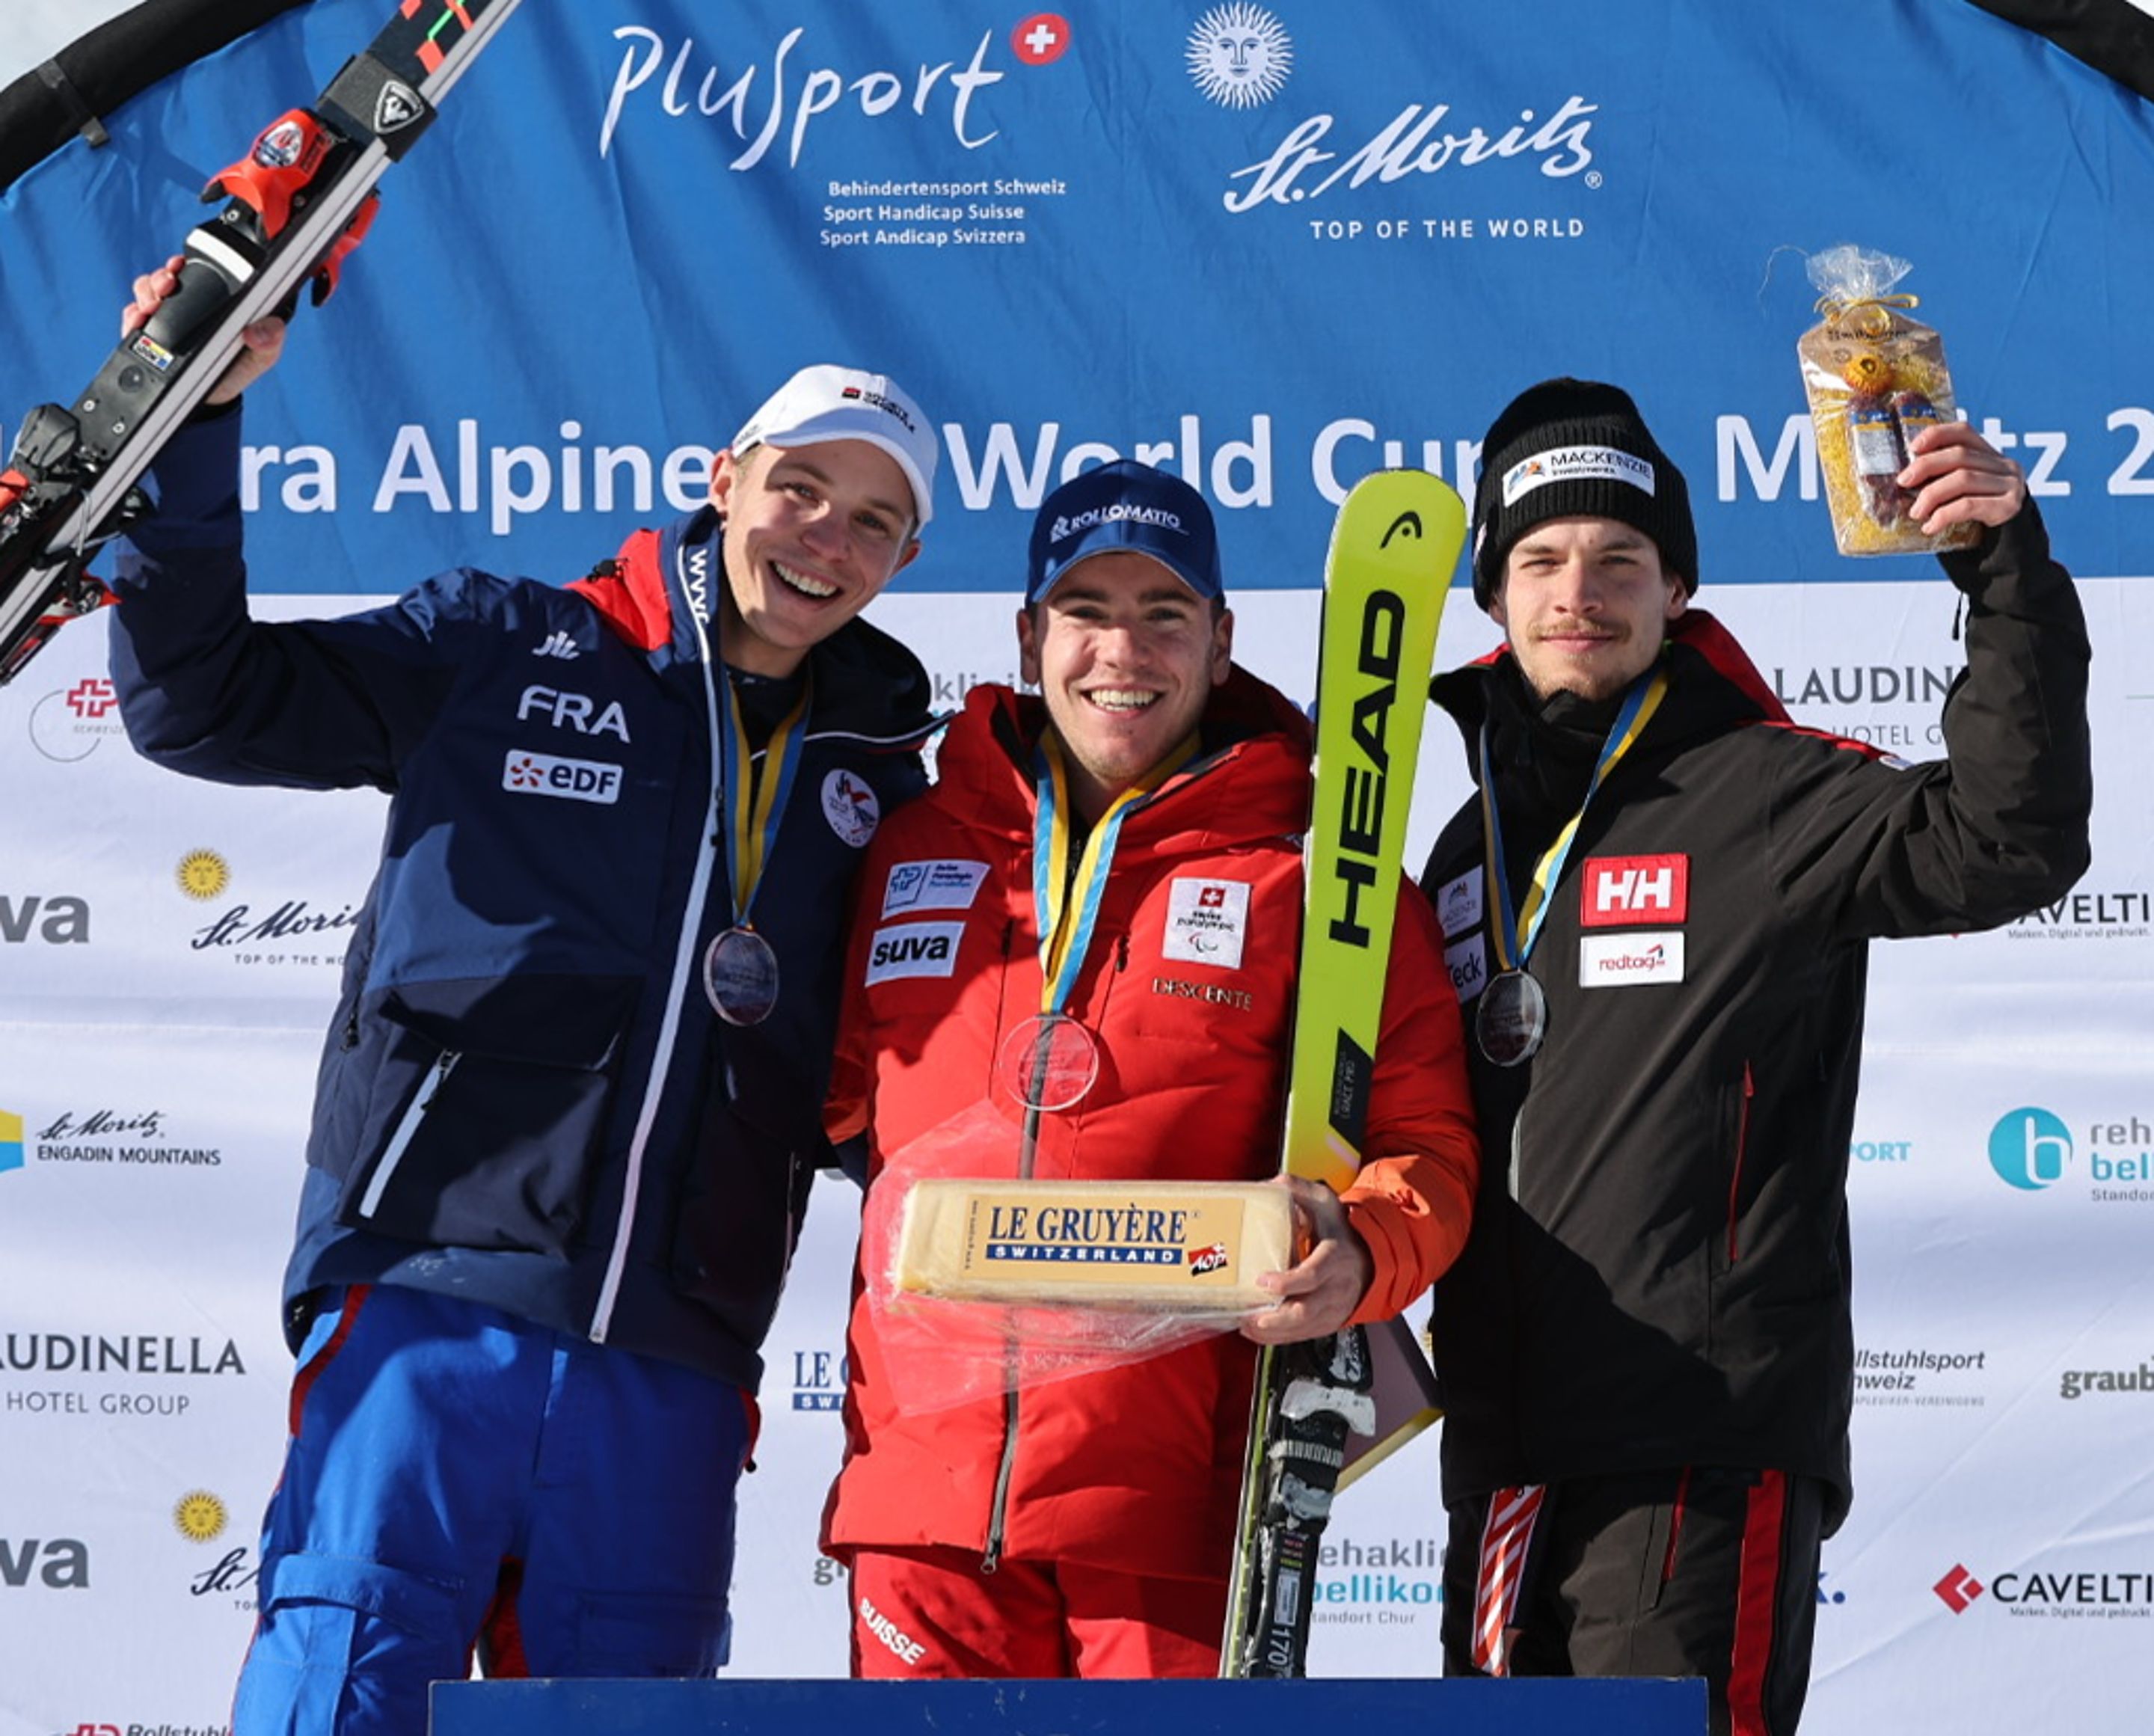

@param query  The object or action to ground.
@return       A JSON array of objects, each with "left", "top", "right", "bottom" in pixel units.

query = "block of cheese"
[{"left": 892, "top": 1177, "right": 1296, "bottom": 1310}]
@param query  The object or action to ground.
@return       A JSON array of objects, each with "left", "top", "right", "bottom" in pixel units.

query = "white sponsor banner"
[{"left": 7, "top": 575, "right": 2152, "bottom": 1734}]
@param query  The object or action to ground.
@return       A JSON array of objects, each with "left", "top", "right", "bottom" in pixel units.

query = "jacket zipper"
[
  {"left": 1725, "top": 1061, "right": 1755, "bottom": 1263},
  {"left": 984, "top": 915, "right": 1038, "bottom": 1574},
  {"left": 593, "top": 539, "right": 728, "bottom": 1343},
  {"left": 356, "top": 1051, "right": 460, "bottom": 1220},
  {"left": 981, "top": 838, "right": 1136, "bottom": 1568}
]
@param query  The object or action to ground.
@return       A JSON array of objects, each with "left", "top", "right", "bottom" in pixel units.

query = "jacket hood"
[
  {"left": 1429, "top": 608, "right": 1789, "bottom": 770},
  {"left": 568, "top": 508, "right": 936, "bottom": 744}
]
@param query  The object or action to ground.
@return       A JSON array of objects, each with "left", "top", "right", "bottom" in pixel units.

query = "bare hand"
[
  {"left": 1241, "top": 1174, "right": 1373, "bottom": 1345},
  {"left": 1898, "top": 419, "right": 2026, "bottom": 535},
  {"left": 122, "top": 254, "right": 286, "bottom": 405}
]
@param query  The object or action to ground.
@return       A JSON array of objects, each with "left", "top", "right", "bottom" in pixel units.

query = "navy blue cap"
[{"left": 1025, "top": 459, "right": 1223, "bottom": 606}]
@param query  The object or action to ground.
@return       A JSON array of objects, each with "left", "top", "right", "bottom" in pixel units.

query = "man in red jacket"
[{"left": 820, "top": 458, "right": 1479, "bottom": 1678}]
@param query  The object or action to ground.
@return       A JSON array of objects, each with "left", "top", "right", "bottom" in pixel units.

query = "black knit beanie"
[{"left": 1469, "top": 378, "right": 1698, "bottom": 609}]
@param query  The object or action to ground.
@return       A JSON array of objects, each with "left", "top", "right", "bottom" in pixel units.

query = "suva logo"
[
  {"left": 0, "top": 1537, "right": 88, "bottom": 1589},
  {"left": 1989, "top": 1106, "right": 2072, "bottom": 1191},
  {"left": 1, "top": 1109, "right": 22, "bottom": 1177},
  {"left": 864, "top": 921, "right": 963, "bottom": 984}
]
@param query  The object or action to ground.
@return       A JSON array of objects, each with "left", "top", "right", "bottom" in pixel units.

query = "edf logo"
[
  {"left": 1988, "top": 1106, "right": 2072, "bottom": 1191},
  {"left": 1581, "top": 854, "right": 1689, "bottom": 927}
]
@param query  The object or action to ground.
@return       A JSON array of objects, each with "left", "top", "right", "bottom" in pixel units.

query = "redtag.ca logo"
[{"left": 1934, "top": 1564, "right": 1986, "bottom": 1613}]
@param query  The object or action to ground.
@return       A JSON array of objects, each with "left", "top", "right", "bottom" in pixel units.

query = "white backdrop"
[{"left": 4, "top": 565, "right": 2151, "bottom": 1733}]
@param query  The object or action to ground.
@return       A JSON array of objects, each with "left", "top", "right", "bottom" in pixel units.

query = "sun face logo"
[
  {"left": 1186, "top": 3, "right": 1292, "bottom": 109},
  {"left": 175, "top": 850, "right": 230, "bottom": 901},
  {"left": 173, "top": 1490, "right": 229, "bottom": 1543}
]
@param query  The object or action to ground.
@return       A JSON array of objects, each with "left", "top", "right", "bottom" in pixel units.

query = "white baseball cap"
[{"left": 729, "top": 364, "right": 939, "bottom": 527}]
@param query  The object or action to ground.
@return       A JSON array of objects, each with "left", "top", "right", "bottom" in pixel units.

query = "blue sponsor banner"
[
  {"left": 429, "top": 1676, "right": 1707, "bottom": 1735},
  {"left": 1, "top": 0, "right": 2149, "bottom": 598}
]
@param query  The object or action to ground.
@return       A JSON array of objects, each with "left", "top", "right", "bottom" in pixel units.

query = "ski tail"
[
  {"left": 1221, "top": 467, "right": 1464, "bottom": 1679},
  {"left": 0, "top": 0, "right": 523, "bottom": 684}
]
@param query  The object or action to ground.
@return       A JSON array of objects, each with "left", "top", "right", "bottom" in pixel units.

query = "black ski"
[{"left": 0, "top": 0, "right": 524, "bottom": 684}]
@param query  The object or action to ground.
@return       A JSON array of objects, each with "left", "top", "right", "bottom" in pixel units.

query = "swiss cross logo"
[
  {"left": 65, "top": 678, "right": 117, "bottom": 719},
  {"left": 1199, "top": 886, "right": 1227, "bottom": 909},
  {"left": 1012, "top": 13, "right": 1073, "bottom": 65},
  {"left": 1581, "top": 854, "right": 1688, "bottom": 927},
  {"left": 1933, "top": 1565, "right": 1985, "bottom": 1613}
]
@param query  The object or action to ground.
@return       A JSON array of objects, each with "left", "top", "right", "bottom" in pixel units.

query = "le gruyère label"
[{"left": 895, "top": 1178, "right": 1294, "bottom": 1310}]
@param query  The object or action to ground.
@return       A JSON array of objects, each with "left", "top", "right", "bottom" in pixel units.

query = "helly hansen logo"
[
  {"left": 1581, "top": 854, "right": 1688, "bottom": 927},
  {"left": 865, "top": 921, "right": 964, "bottom": 984}
]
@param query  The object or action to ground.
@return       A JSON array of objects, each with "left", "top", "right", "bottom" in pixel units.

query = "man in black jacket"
[{"left": 1417, "top": 378, "right": 2090, "bottom": 1735}]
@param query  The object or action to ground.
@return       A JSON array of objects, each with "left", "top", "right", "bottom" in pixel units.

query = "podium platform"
[{"left": 431, "top": 1675, "right": 1706, "bottom": 1736}]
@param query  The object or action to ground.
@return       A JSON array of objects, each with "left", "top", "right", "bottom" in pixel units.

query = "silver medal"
[
  {"left": 704, "top": 925, "right": 782, "bottom": 1025},
  {"left": 1476, "top": 968, "right": 1547, "bottom": 1067}
]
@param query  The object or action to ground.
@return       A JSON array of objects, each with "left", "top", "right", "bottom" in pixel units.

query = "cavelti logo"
[
  {"left": 1935, "top": 1564, "right": 1985, "bottom": 1613},
  {"left": 1188, "top": 4, "right": 1294, "bottom": 109},
  {"left": 1988, "top": 1106, "right": 2072, "bottom": 1191},
  {"left": 1932, "top": 1560, "right": 2154, "bottom": 1618}
]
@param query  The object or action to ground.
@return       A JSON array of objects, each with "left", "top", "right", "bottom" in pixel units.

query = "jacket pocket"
[
  {"left": 335, "top": 974, "right": 639, "bottom": 1256},
  {"left": 669, "top": 1099, "right": 812, "bottom": 1348},
  {"left": 1702, "top": 1061, "right": 1757, "bottom": 1359}
]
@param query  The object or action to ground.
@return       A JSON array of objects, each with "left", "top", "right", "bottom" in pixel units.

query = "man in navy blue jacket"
[{"left": 109, "top": 262, "right": 940, "bottom": 1732}]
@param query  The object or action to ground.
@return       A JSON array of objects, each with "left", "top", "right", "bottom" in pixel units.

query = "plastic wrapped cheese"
[{"left": 892, "top": 1177, "right": 1295, "bottom": 1311}]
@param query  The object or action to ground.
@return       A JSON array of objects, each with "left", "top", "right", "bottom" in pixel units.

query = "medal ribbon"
[
  {"left": 1478, "top": 663, "right": 1669, "bottom": 972},
  {"left": 718, "top": 671, "right": 811, "bottom": 930},
  {"left": 1031, "top": 729, "right": 1197, "bottom": 1014}
]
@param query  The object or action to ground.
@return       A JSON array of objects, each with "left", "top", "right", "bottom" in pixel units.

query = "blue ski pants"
[{"left": 232, "top": 1284, "right": 754, "bottom": 1736}]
